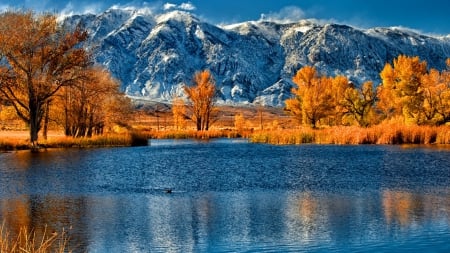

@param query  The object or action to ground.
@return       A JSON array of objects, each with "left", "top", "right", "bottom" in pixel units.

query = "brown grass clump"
[{"left": 0, "top": 224, "right": 71, "bottom": 253}]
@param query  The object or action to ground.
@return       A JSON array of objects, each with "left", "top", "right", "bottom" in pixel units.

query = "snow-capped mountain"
[{"left": 64, "top": 7, "right": 450, "bottom": 106}]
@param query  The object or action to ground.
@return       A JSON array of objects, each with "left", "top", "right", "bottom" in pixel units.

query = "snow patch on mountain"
[{"left": 63, "top": 7, "right": 450, "bottom": 106}]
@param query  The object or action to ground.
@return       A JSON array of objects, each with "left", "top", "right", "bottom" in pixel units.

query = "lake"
[{"left": 0, "top": 139, "right": 449, "bottom": 252}]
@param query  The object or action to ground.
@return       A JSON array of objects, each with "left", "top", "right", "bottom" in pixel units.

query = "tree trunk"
[
  {"left": 205, "top": 111, "right": 210, "bottom": 131},
  {"left": 43, "top": 100, "right": 50, "bottom": 140},
  {"left": 28, "top": 98, "right": 42, "bottom": 147},
  {"left": 86, "top": 113, "right": 93, "bottom": 137},
  {"left": 196, "top": 117, "right": 202, "bottom": 131}
]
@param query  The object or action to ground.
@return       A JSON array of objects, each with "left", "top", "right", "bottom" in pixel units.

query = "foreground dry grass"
[
  {"left": 250, "top": 124, "right": 450, "bottom": 145},
  {"left": 0, "top": 224, "right": 71, "bottom": 253}
]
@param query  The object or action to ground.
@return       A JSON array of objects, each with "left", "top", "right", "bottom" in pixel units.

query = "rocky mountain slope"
[{"left": 64, "top": 7, "right": 450, "bottom": 106}]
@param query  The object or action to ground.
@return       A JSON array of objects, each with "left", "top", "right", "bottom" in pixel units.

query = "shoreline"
[
  {"left": 2, "top": 124, "right": 450, "bottom": 151},
  {"left": 0, "top": 131, "right": 149, "bottom": 151}
]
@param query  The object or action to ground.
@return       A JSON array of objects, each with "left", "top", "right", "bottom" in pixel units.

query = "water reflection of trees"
[
  {"left": 0, "top": 196, "right": 88, "bottom": 252},
  {"left": 284, "top": 190, "right": 449, "bottom": 247},
  {"left": 382, "top": 190, "right": 450, "bottom": 227},
  {"left": 0, "top": 189, "right": 448, "bottom": 251}
]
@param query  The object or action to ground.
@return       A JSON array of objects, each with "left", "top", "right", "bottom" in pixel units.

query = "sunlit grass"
[
  {"left": 146, "top": 129, "right": 243, "bottom": 139},
  {"left": 0, "top": 131, "right": 149, "bottom": 151},
  {"left": 40, "top": 132, "right": 149, "bottom": 148},
  {"left": 250, "top": 124, "right": 450, "bottom": 145},
  {"left": 0, "top": 224, "right": 71, "bottom": 253},
  {"left": 250, "top": 127, "right": 315, "bottom": 145}
]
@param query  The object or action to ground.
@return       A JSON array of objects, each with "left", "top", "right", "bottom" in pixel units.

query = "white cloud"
[
  {"left": 163, "top": 2, "right": 196, "bottom": 12},
  {"left": 179, "top": 2, "right": 196, "bottom": 11},
  {"left": 260, "top": 6, "right": 306, "bottom": 23},
  {"left": 163, "top": 3, "right": 177, "bottom": 11},
  {"left": 57, "top": 2, "right": 75, "bottom": 22},
  {"left": 81, "top": 3, "right": 103, "bottom": 14}
]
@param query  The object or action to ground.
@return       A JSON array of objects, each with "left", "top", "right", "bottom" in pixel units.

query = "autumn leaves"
[
  {"left": 183, "top": 70, "right": 217, "bottom": 131},
  {"left": 378, "top": 56, "right": 450, "bottom": 125},
  {"left": 286, "top": 55, "right": 450, "bottom": 128},
  {"left": 0, "top": 11, "right": 131, "bottom": 145}
]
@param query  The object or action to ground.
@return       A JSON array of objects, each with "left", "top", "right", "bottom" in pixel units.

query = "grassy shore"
[
  {"left": 145, "top": 129, "right": 244, "bottom": 139},
  {"left": 249, "top": 124, "right": 450, "bottom": 145},
  {"left": 0, "top": 131, "right": 148, "bottom": 151},
  {"left": 3, "top": 124, "right": 449, "bottom": 151}
]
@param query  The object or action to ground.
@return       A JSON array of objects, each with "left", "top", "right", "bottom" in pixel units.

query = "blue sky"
[{"left": 1, "top": 0, "right": 449, "bottom": 34}]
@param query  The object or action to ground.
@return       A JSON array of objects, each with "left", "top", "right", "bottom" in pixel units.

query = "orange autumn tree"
[
  {"left": 0, "top": 11, "right": 89, "bottom": 146},
  {"left": 172, "top": 97, "right": 187, "bottom": 130},
  {"left": 330, "top": 75, "right": 352, "bottom": 125},
  {"left": 341, "top": 81, "right": 377, "bottom": 127},
  {"left": 54, "top": 67, "right": 131, "bottom": 137},
  {"left": 285, "top": 66, "right": 338, "bottom": 128},
  {"left": 377, "top": 55, "right": 427, "bottom": 124},
  {"left": 184, "top": 70, "right": 217, "bottom": 131},
  {"left": 420, "top": 60, "right": 450, "bottom": 125}
]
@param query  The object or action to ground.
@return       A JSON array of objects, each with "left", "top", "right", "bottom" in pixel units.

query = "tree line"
[
  {"left": 0, "top": 11, "right": 131, "bottom": 146},
  {"left": 178, "top": 55, "right": 450, "bottom": 132},
  {"left": 286, "top": 55, "right": 450, "bottom": 128}
]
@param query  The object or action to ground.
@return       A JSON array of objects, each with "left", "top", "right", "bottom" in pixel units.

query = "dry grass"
[
  {"left": 250, "top": 124, "right": 450, "bottom": 145},
  {"left": 0, "top": 224, "right": 71, "bottom": 253},
  {"left": 250, "top": 128, "right": 315, "bottom": 145},
  {"left": 3, "top": 105, "right": 450, "bottom": 148},
  {"left": 0, "top": 131, "right": 149, "bottom": 151},
  {"left": 146, "top": 129, "right": 242, "bottom": 139}
]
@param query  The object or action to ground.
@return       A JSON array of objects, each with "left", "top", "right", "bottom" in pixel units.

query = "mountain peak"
[
  {"left": 156, "top": 10, "right": 199, "bottom": 25},
  {"left": 65, "top": 8, "right": 450, "bottom": 106}
]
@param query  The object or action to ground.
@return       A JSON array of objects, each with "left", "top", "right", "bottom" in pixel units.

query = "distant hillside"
[{"left": 64, "top": 7, "right": 450, "bottom": 106}]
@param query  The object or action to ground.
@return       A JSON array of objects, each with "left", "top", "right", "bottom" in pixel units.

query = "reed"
[
  {"left": 147, "top": 129, "right": 241, "bottom": 139},
  {"left": 40, "top": 133, "right": 149, "bottom": 148},
  {"left": 0, "top": 224, "right": 71, "bottom": 253},
  {"left": 250, "top": 128, "right": 315, "bottom": 145},
  {"left": 250, "top": 124, "right": 450, "bottom": 145},
  {"left": 0, "top": 131, "right": 149, "bottom": 151}
]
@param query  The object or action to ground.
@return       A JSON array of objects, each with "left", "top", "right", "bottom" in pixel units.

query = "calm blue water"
[{"left": 0, "top": 139, "right": 449, "bottom": 252}]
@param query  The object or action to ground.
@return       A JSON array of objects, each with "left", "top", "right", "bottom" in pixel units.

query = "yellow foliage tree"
[
  {"left": 53, "top": 67, "right": 131, "bottom": 137},
  {"left": 330, "top": 75, "right": 351, "bottom": 125},
  {"left": 172, "top": 97, "right": 186, "bottom": 130},
  {"left": 378, "top": 55, "right": 427, "bottom": 124},
  {"left": 341, "top": 81, "right": 376, "bottom": 127},
  {"left": 286, "top": 66, "right": 337, "bottom": 128},
  {"left": 420, "top": 62, "right": 450, "bottom": 125},
  {"left": 234, "top": 112, "right": 245, "bottom": 132},
  {"left": 184, "top": 70, "right": 217, "bottom": 131}
]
